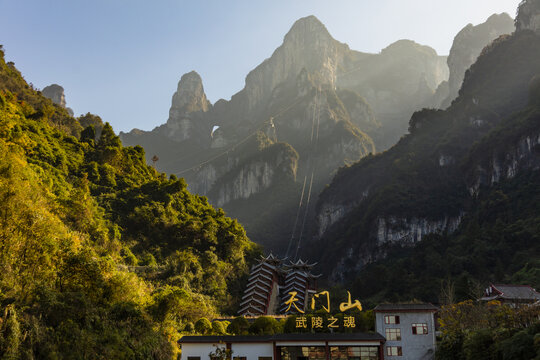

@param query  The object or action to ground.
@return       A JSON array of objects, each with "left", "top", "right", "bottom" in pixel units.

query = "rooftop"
[
  {"left": 481, "top": 284, "right": 540, "bottom": 301},
  {"left": 373, "top": 303, "right": 439, "bottom": 312},
  {"left": 179, "top": 333, "right": 385, "bottom": 343}
]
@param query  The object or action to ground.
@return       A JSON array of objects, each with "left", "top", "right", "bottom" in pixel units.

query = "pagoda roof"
[
  {"left": 248, "top": 271, "right": 273, "bottom": 283},
  {"left": 242, "top": 284, "right": 271, "bottom": 298},
  {"left": 259, "top": 253, "right": 283, "bottom": 265},
  {"left": 239, "top": 296, "right": 267, "bottom": 308}
]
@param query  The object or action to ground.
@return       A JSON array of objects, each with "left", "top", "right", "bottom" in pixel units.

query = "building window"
[
  {"left": 386, "top": 346, "right": 402, "bottom": 357},
  {"left": 258, "top": 357, "right": 272, "bottom": 360},
  {"left": 188, "top": 357, "right": 201, "bottom": 360},
  {"left": 385, "top": 328, "right": 401, "bottom": 341},
  {"left": 329, "top": 346, "right": 378, "bottom": 360},
  {"left": 234, "top": 357, "right": 247, "bottom": 360},
  {"left": 412, "top": 323, "right": 428, "bottom": 335},
  {"left": 384, "top": 315, "right": 400, "bottom": 324}
]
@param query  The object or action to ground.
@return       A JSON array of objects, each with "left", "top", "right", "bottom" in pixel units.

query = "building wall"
[
  {"left": 232, "top": 343, "right": 274, "bottom": 360},
  {"left": 181, "top": 343, "right": 273, "bottom": 360},
  {"left": 375, "top": 311, "right": 436, "bottom": 360},
  {"left": 181, "top": 343, "right": 226, "bottom": 360}
]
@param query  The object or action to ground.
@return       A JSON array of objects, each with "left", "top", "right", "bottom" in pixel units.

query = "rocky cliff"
[
  {"left": 120, "top": 15, "right": 448, "bottom": 254},
  {"left": 312, "top": 25, "right": 540, "bottom": 281},
  {"left": 435, "top": 13, "right": 515, "bottom": 109},
  {"left": 516, "top": 0, "right": 540, "bottom": 33},
  {"left": 42, "top": 83, "right": 74, "bottom": 116}
]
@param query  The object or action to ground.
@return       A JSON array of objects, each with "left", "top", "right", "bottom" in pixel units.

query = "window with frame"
[
  {"left": 385, "top": 328, "right": 401, "bottom": 341},
  {"left": 386, "top": 346, "right": 402, "bottom": 357},
  {"left": 412, "top": 323, "right": 428, "bottom": 335},
  {"left": 188, "top": 357, "right": 201, "bottom": 360},
  {"left": 258, "top": 357, "right": 272, "bottom": 360},
  {"left": 233, "top": 357, "right": 247, "bottom": 360},
  {"left": 384, "top": 315, "right": 400, "bottom": 324}
]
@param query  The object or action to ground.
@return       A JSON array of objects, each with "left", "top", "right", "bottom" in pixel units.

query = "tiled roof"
[{"left": 485, "top": 284, "right": 540, "bottom": 300}]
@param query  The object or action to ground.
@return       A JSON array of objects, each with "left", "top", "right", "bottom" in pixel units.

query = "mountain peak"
[
  {"left": 284, "top": 15, "right": 333, "bottom": 44},
  {"left": 169, "top": 70, "right": 210, "bottom": 117}
]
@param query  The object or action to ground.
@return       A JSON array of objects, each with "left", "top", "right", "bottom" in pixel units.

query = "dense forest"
[
  {"left": 0, "top": 45, "right": 260, "bottom": 358},
  {"left": 312, "top": 18, "right": 540, "bottom": 306}
]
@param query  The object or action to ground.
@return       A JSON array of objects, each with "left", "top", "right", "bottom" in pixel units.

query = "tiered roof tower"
[
  {"left": 279, "top": 259, "right": 321, "bottom": 314},
  {"left": 238, "top": 254, "right": 283, "bottom": 316}
]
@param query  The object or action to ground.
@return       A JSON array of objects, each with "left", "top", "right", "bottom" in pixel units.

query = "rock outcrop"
[
  {"left": 376, "top": 215, "right": 463, "bottom": 245},
  {"left": 516, "top": 0, "right": 540, "bottom": 33},
  {"left": 242, "top": 15, "right": 349, "bottom": 113},
  {"left": 161, "top": 71, "right": 212, "bottom": 143},
  {"left": 436, "top": 13, "right": 515, "bottom": 109},
  {"left": 42, "top": 84, "right": 74, "bottom": 116}
]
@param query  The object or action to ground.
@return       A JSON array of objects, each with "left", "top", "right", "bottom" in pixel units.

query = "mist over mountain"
[
  {"left": 309, "top": 1, "right": 540, "bottom": 302},
  {"left": 121, "top": 15, "right": 455, "bottom": 253},
  {"left": 433, "top": 13, "right": 515, "bottom": 109}
]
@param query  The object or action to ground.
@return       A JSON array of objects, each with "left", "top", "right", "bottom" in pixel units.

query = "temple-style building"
[
  {"left": 238, "top": 255, "right": 320, "bottom": 316},
  {"left": 279, "top": 259, "right": 320, "bottom": 314},
  {"left": 238, "top": 254, "right": 283, "bottom": 316}
]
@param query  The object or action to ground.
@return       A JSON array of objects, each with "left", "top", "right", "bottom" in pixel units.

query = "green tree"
[
  {"left": 195, "top": 318, "right": 212, "bottom": 335},
  {"left": 227, "top": 317, "right": 250, "bottom": 335},
  {"left": 248, "top": 316, "right": 281, "bottom": 335}
]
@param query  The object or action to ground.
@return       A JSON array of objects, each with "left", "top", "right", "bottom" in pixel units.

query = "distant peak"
[
  {"left": 42, "top": 83, "right": 67, "bottom": 108},
  {"left": 284, "top": 15, "right": 333, "bottom": 42},
  {"left": 486, "top": 12, "right": 513, "bottom": 23},
  {"left": 293, "top": 15, "right": 324, "bottom": 27},
  {"left": 169, "top": 70, "right": 210, "bottom": 117},
  {"left": 180, "top": 70, "right": 203, "bottom": 83},
  {"left": 382, "top": 39, "right": 436, "bottom": 56}
]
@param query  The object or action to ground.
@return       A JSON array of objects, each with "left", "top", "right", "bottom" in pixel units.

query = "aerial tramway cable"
[
  {"left": 294, "top": 171, "right": 314, "bottom": 261},
  {"left": 292, "top": 86, "right": 323, "bottom": 261},
  {"left": 284, "top": 175, "right": 307, "bottom": 258}
]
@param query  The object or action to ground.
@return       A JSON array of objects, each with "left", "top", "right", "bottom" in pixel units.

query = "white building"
[
  {"left": 179, "top": 333, "right": 385, "bottom": 360},
  {"left": 374, "top": 303, "right": 438, "bottom": 360}
]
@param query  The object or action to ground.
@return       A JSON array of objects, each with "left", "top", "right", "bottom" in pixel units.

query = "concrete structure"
[
  {"left": 179, "top": 333, "right": 385, "bottom": 360},
  {"left": 479, "top": 284, "right": 540, "bottom": 307},
  {"left": 374, "top": 303, "right": 438, "bottom": 360}
]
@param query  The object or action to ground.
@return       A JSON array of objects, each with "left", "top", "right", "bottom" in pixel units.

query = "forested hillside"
[
  {"left": 311, "top": 12, "right": 540, "bottom": 304},
  {"left": 0, "top": 46, "right": 258, "bottom": 358}
]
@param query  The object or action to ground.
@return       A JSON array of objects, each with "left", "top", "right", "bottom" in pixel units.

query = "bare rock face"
[
  {"left": 438, "top": 13, "right": 515, "bottom": 108},
  {"left": 243, "top": 15, "right": 349, "bottom": 113},
  {"left": 42, "top": 84, "right": 74, "bottom": 116},
  {"left": 169, "top": 71, "right": 210, "bottom": 117},
  {"left": 516, "top": 0, "right": 540, "bottom": 33},
  {"left": 42, "top": 84, "right": 66, "bottom": 107},
  {"left": 164, "top": 71, "right": 212, "bottom": 142}
]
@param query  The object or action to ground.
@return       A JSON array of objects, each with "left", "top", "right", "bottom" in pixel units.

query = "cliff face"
[
  {"left": 436, "top": 13, "right": 515, "bottom": 109},
  {"left": 242, "top": 16, "right": 349, "bottom": 114},
  {"left": 516, "top": 0, "right": 540, "bottom": 33},
  {"left": 120, "top": 15, "right": 447, "bottom": 253},
  {"left": 211, "top": 143, "right": 298, "bottom": 207}
]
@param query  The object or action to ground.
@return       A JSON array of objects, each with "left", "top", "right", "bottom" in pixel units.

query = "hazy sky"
[{"left": 0, "top": 0, "right": 519, "bottom": 132}]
